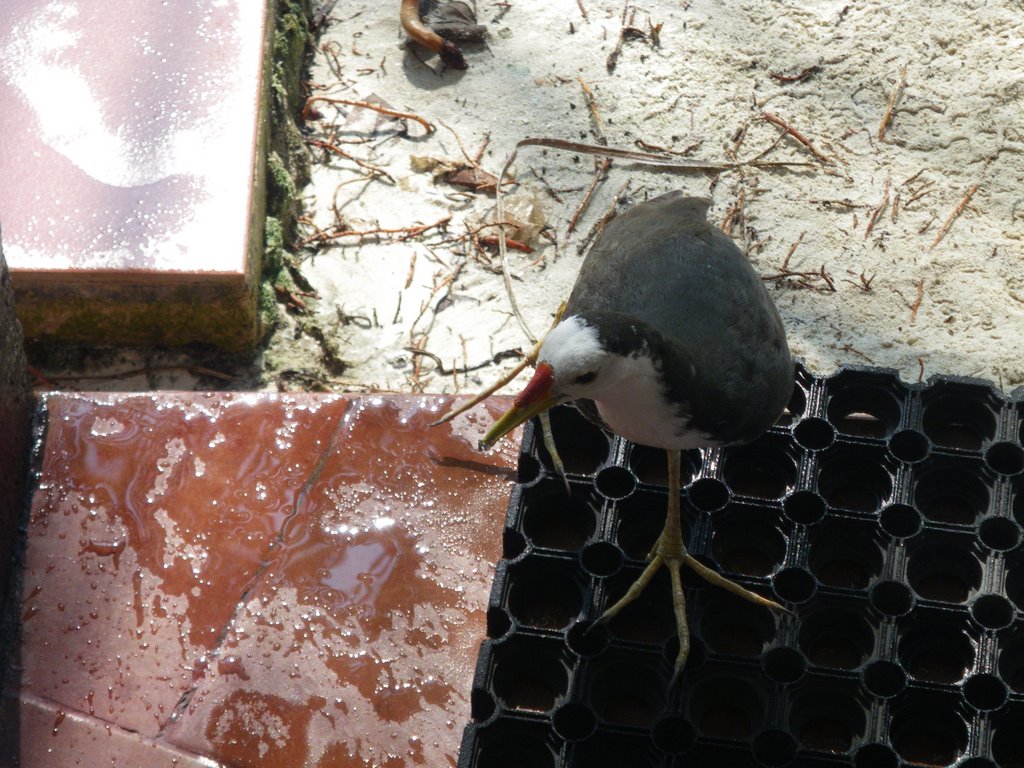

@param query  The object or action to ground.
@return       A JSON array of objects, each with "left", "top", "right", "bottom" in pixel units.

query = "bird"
[{"left": 477, "top": 191, "right": 795, "bottom": 680}]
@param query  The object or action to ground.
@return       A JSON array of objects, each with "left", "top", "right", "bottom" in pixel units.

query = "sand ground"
[{"left": 268, "top": 0, "right": 1024, "bottom": 396}]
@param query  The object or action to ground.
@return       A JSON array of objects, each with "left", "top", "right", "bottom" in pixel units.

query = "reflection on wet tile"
[
  {"left": 0, "top": 0, "right": 271, "bottom": 347},
  {"left": 17, "top": 692, "right": 213, "bottom": 768},
  {"left": 14, "top": 393, "right": 519, "bottom": 766}
]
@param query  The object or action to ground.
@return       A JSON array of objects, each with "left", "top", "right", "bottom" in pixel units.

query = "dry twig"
[
  {"left": 300, "top": 215, "right": 451, "bottom": 247},
  {"left": 306, "top": 138, "right": 395, "bottom": 181},
  {"left": 769, "top": 65, "right": 820, "bottom": 84},
  {"left": 302, "top": 96, "right": 435, "bottom": 133},
  {"left": 761, "top": 111, "right": 832, "bottom": 164},
  {"left": 864, "top": 179, "right": 891, "bottom": 238},
  {"left": 909, "top": 278, "right": 925, "bottom": 323},
  {"left": 878, "top": 66, "right": 907, "bottom": 142},
  {"left": 930, "top": 183, "right": 980, "bottom": 250},
  {"left": 781, "top": 231, "right": 806, "bottom": 271}
]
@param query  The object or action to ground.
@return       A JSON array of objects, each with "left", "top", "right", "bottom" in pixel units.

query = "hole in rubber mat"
[
  {"left": 491, "top": 638, "right": 569, "bottom": 713},
  {"left": 712, "top": 505, "right": 787, "bottom": 577},
  {"left": 688, "top": 675, "right": 766, "bottom": 740},
  {"left": 898, "top": 621, "right": 974, "bottom": 684},
  {"left": 721, "top": 434, "right": 798, "bottom": 499},
  {"left": 773, "top": 567, "right": 817, "bottom": 604},
  {"left": 789, "top": 680, "right": 866, "bottom": 754},
  {"left": 521, "top": 484, "right": 597, "bottom": 551},
  {"left": 992, "top": 712, "right": 1024, "bottom": 768},
  {"left": 551, "top": 701, "right": 596, "bottom": 742},
  {"left": 979, "top": 516, "right": 1021, "bottom": 551},
  {"left": 566, "top": 620, "right": 609, "bottom": 658},
  {"left": 817, "top": 447, "right": 893, "bottom": 512},
  {"left": 783, "top": 489, "right": 826, "bottom": 525},
  {"left": 537, "top": 405, "right": 611, "bottom": 474},
  {"left": 507, "top": 558, "right": 583, "bottom": 630},
  {"left": 794, "top": 417, "right": 835, "bottom": 451},
  {"left": 869, "top": 580, "right": 915, "bottom": 617},
  {"left": 588, "top": 658, "right": 664, "bottom": 727},
  {"left": 889, "top": 692, "right": 967, "bottom": 766},
  {"left": 986, "top": 440, "right": 1024, "bottom": 475},
  {"left": 914, "top": 461, "right": 990, "bottom": 526},
  {"left": 964, "top": 672, "right": 1009, "bottom": 711},
  {"left": 652, "top": 715, "right": 696, "bottom": 755},
  {"left": 595, "top": 465, "right": 635, "bottom": 499},
  {"left": 473, "top": 719, "right": 557, "bottom": 768},
  {"left": 906, "top": 540, "right": 982, "bottom": 603},
  {"left": 580, "top": 541, "right": 623, "bottom": 577},
  {"left": 888, "top": 428, "right": 930, "bottom": 463},
  {"left": 807, "top": 520, "right": 883, "bottom": 589},
  {"left": 798, "top": 607, "right": 874, "bottom": 670},
  {"left": 971, "top": 593, "right": 1014, "bottom": 630},
  {"left": 853, "top": 743, "right": 899, "bottom": 768},
  {"left": 761, "top": 646, "right": 805, "bottom": 684},
  {"left": 880, "top": 503, "right": 922, "bottom": 539},
  {"left": 826, "top": 382, "right": 902, "bottom": 439},
  {"left": 922, "top": 391, "right": 997, "bottom": 450},
  {"left": 687, "top": 477, "right": 730, "bottom": 511},
  {"left": 699, "top": 592, "right": 778, "bottom": 657},
  {"left": 862, "top": 660, "right": 906, "bottom": 698},
  {"left": 752, "top": 728, "right": 798, "bottom": 767}
]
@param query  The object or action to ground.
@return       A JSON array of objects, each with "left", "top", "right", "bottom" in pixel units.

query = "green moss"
[
  {"left": 258, "top": 279, "right": 279, "bottom": 341},
  {"left": 299, "top": 317, "right": 347, "bottom": 376},
  {"left": 16, "top": 281, "right": 260, "bottom": 351},
  {"left": 266, "top": 152, "right": 297, "bottom": 231},
  {"left": 264, "top": 215, "right": 286, "bottom": 274},
  {"left": 273, "top": 1, "right": 312, "bottom": 114},
  {"left": 258, "top": 0, "right": 316, "bottom": 348}
]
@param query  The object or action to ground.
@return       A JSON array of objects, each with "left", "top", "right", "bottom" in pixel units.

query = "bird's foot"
[
  {"left": 594, "top": 531, "right": 691, "bottom": 685},
  {"left": 595, "top": 531, "right": 788, "bottom": 687}
]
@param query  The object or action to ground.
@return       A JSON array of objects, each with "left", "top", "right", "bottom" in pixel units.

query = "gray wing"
[{"left": 566, "top": 191, "right": 793, "bottom": 442}]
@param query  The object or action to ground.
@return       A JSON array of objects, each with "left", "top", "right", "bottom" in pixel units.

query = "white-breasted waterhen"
[{"left": 475, "top": 191, "right": 795, "bottom": 680}]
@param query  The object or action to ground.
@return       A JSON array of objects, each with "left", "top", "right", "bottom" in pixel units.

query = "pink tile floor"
[{"left": 7, "top": 393, "right": 520, "bottom": 767}]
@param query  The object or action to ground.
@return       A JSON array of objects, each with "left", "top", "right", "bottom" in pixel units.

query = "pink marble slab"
[
  {"left": 0, "top": 0, "right": 271, "bottom": 347},
  {"left": 10, "top": 392, "right": 519, "bottom": 767}
]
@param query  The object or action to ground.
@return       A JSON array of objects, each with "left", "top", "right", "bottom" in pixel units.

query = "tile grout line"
[
  {"left": 158, "top": 401, "right": 353, "bottom": 737},
  {"left": 19, "top": 690, "right": 228, "bottom": 766}
]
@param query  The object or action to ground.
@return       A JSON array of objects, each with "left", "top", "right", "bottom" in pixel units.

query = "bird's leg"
[
  {"left": 538, "top": 411, "right": 570, "bottom": 494},
  {"left": 595, "top": 450, "right": 788, "bottom": 684},
  {"left": 594, "top": 449, "right": 690, "bottom": 681}
]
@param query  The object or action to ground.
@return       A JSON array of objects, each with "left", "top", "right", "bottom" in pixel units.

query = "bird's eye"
[{"left": 574, "top": 371, "right": 598, "bottom": 385}]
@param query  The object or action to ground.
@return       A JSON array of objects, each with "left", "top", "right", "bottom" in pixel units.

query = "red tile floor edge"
[
  {"left": 0, "top": 1, "right": 273, "bottom": 349},
  {"left": 7, "top": 393, "right": 519, "bottom": 767}
]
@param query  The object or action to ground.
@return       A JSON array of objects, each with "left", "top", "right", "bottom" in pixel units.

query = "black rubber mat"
[{"left": 459, "top": 364, "right": 1024, "bottom": 768}]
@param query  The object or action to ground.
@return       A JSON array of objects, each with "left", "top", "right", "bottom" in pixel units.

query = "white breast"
[{"left": 593, "top": 354, "right": 707, "bottom": 450}]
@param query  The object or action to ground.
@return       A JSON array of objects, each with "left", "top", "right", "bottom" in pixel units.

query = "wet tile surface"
[
  {"left": 0, "top": 0, "right": 265, "bottom": 275},
  {"left": 9, "top": 393, "right": 519, "bottom": 767}
]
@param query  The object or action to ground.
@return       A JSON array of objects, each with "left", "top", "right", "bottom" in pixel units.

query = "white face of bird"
[
  {"left": 534, "top": 315, "right": 610, "bottom": 401},
  {"left": 479, "top": 315, "right": 616, "bottom": 449}
]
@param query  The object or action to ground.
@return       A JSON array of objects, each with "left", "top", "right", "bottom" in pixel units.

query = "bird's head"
[{"left": 480, "top": 315, "right": 612, "bottom": 449}]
